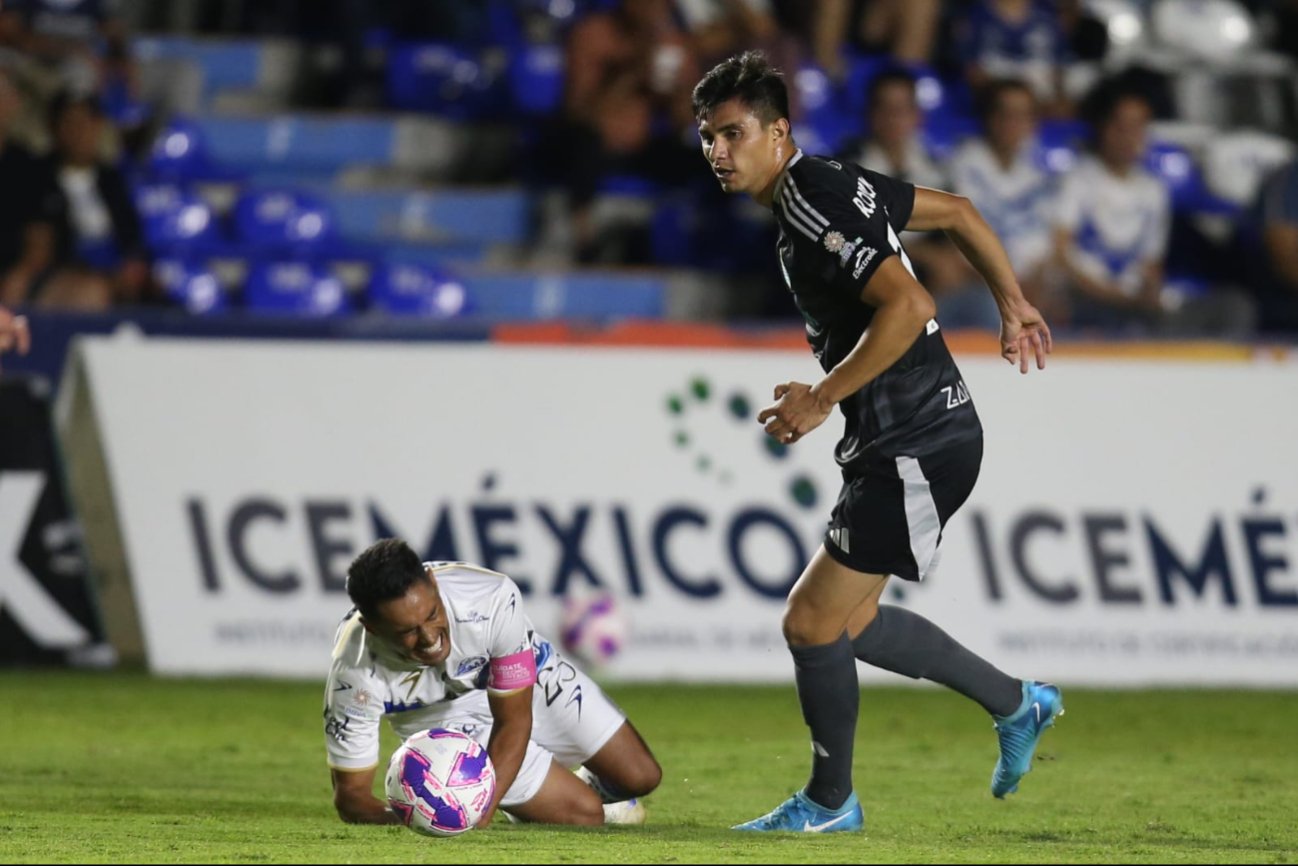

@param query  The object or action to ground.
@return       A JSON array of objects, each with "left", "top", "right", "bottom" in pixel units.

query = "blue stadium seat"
[
  {"left": 921, "top": 110, "right": 980, "bottom": 163},
  {"left": 154, "top": 258, "right": 229, "bottom": 315},
  {"left": 1036, "top": 119, "right": 1088, "bottom": 175},
  {"left": 233, "top": 188, "right": 336, "bottom": 256},
  {"left": 147, "top": 118, "right": 242, "bottom": 183},
  {"left": 244, "top": 261, "right": 351, "bottom": 316},
  {"left": 132, "top": 37, "right": 265, "bottom": 104},
  {"left": 191, "top": 116, "right": 397, "bottom": 177},
  {"left": 369, "top": 262, "right": 471, "bottom": 318},
  {"left": 319, "top": 188, "right": 530, "bottom": 246},
  {"left": 133, "top": 183, "right": 223, "bottom": 255},
  {"left": 792, "top": 63, "right": 859, "bottom": 156},
  {"left": 1144, "top": 141, "right": 1240, "bottom": 216},
  {"left": 464, "top": 273, "right": 665, "bottom": 319},
  {"left": 386, "top": 43, "right": 505, "bottom": 119},
  {"left": 509, "top": 43, "right": 564, "bottom": 116}
]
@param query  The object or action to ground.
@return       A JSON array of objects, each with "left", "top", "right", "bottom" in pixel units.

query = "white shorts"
[{"left": 436, "top": 639, "right": 626, "bottom": 807}]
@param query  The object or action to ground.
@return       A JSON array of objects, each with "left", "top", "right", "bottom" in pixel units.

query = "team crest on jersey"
[
  {"left": 837, "top": 236, "right": 862, "bottom": 267},
  {"left": 455, "top": 656, "right": 489, "bottom": 677},
  {"left": 823, "top": 231, "right": 846, "bottom": 253}
]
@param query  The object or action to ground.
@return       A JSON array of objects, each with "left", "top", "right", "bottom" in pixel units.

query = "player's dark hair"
[
  {"left": 867, "top": 67, "right": 918, "bottom": 111},
  {"left": 347, "top": 538, "right": 428, "bottom": 619},
  {"left": 692, "top": 50, "right": 789, "bottom": 125},
  {"left": 977, "top": 78, "right": 1036, "bottom": 125}
]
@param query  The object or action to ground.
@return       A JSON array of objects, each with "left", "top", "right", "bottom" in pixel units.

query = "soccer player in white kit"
[{"left": 324, "top": 539, "right": 661, "bottom": 827}]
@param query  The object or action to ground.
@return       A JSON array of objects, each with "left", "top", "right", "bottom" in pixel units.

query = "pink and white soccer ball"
[
  {"left": 385, "top": 729, "right": 496, "bottom": 836},
  {"left": 559, "top": 589, "right": 628, "bottom": 668}
]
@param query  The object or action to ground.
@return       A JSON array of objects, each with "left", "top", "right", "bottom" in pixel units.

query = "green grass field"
[{"left": 0, "top": 672, "right": 1295, "bottom": 864}]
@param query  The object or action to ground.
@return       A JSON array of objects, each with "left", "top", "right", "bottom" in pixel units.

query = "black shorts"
[{"left": 823, "top": 435, "right": 983, "bottom": 581}]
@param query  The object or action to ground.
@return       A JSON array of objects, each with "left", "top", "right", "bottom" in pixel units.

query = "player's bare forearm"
[
  {"left": 908, "top": 188, "right": 1026, "bottom": 314},
  {"left": 330, "top": 768, "right": 402, "bottom": 825},
  {"left": 482, "top": 689, "right": 533, "bottom": 826},
  {"left": 815, "top": 285, "right": 935, "bottom": 408},
  {"left": 759, "top": 260, "right": 937, "bottom": 444}
]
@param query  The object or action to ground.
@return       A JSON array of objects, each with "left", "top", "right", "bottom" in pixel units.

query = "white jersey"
[
  {"left": 323, "top": 562, "right": 534, "bottom": 771},
  {"left": 949, "top": 138, "right": 1056, "bottom": 276},
  {"left": 1053, "top": 155, "right": 1170, "bottom": 296},
  {"left": 852, "top": 139, "right": 949, "bottom": 192}
]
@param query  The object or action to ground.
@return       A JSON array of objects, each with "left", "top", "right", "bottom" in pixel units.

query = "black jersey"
[{"left": 771, "top": 151, "right": 982, "bottom": 469}]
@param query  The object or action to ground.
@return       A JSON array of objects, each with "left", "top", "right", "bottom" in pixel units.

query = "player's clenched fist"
[{"left": 757, "top": 381, "right": 834, "bottom": 445}]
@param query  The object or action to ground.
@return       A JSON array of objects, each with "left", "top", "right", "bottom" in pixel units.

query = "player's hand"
[
  {"left": 999, "top": 300, "right": 1051, "bottom": 374},
  {"left": 757, "top": 381, "right": 833, "bottom": 445},
  {"left": 0, "top": 305, "right": 31, "bottom": 371}
]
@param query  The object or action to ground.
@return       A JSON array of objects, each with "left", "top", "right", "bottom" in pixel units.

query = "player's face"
[
  {"left": 368, "top": 571, "right": 452, "bottom": 667},
  {"left": 698, "top": 98, "right": 787, "bottom": 196}
]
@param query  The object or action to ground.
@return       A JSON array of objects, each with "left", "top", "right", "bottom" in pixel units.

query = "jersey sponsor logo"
[
  {"left": 853, "top": 177, "right": 878, "bottom": 219},
  {"left": 454, "top": 612, "right": 490, "bottom": 624},
  {"left": 455, "top": 655, "right": 488, "bottom": 677},
  {"left": 836, "top": 236, "right": 862, "bottom": 267},
  {"left": 851, "top": 246, "right": 878, "bottom": 280},
  {"left": 942, "top": 381, "right": 972, "bottom": 410},
  {"left": 822, "top": 231, "right": 846, "bottom": 254}
]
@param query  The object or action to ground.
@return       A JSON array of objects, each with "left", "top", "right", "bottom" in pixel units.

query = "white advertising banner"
[{"left": 70, "top": 335, "right": 1298, "bottom": 684}]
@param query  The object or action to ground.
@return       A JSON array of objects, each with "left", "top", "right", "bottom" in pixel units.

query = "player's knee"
[
  {"left": 622, "top": 755, "right": 662, "bottom": 797},
  {"left": 571, "top": 794, "right": 605, "bottom": 826},
  {"left": 782, "top": 602, "right": 835, "bottom": 647}
]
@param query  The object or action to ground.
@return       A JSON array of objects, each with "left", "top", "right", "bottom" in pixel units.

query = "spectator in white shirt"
[{"left": 948, "top": 79, "right": 1056, "bottom": 308}]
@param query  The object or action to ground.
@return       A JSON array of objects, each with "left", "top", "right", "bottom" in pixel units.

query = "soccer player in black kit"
[{"left": 693, "top": 52, "right": 1062, "bottom": 833}]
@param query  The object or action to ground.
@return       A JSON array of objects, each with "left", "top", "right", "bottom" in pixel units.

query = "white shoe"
[
  {"left": 602, "top": 798, "right": 646, "bottom": 825},
  {"left": 574, "top": 766, "right": 647, "bottom": 825}
]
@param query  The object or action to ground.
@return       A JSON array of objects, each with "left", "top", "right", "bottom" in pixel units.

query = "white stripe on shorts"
[{"left": 895, "top": 455, "right": 941, "bottom": 580}]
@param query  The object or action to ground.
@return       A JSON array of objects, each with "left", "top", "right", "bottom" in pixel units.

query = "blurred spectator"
[
  {"left": 1052, "top": 86, "right": 1254, "bottom": 336},
  {"left": 954, "top": 0, "right": 1070, "bottom": 116},
  {"left": 36, "top": 91, "right": 149, "bottom": 309},
  {"left": 948, "top": 79, "right": 1055, "bottom": 306},
  {"left": 842, "top": 68, "right": 998, "bottom": 330},
  {"left": 0, "top": 65, "right": 57, "bottom": 309},
  {"left": 557, "top": 0, "right": 700, "bottom": 262},
  {"left": 843, "top": 68, "right": 945, "bottom": 188},
  {"left": 676, "top": 0, "right": 777, "bottom": 63},
  {"left": 0, "top": 0, "right": 134, "bottom": 101},
  {"left": 1241, "top": 159, "right": 1298, "bottom": 335},
  {"left": 810, "top": 0, "right": 940, "bottom": 78},
  {"left": 0, "top": 303, "right": 30, "bottom": 364}
]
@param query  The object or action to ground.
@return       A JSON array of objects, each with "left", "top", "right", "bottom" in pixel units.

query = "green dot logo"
[
  {"left": 661, "top": 375, "right": 820, "bottom": 509},
  {"left": 789, "top": 475, "right": 817, "bottom": 510}
]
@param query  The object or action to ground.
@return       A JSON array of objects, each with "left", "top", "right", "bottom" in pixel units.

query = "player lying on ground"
[{"left": 325, "top": 538, "right": 661, "bottom": 827}]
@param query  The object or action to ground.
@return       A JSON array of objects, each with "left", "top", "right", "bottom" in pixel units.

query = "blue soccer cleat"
[
  {"left": 732, "top": 790, "right": 864, "bottom": 833},
  {"left": 991, "top": 680, "right": 1064, "bottom": 798}
]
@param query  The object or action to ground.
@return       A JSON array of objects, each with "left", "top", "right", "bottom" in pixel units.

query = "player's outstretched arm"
[
  {"left": 906, "top": 187, "right": 1052, "bottom": 373},
  {"left": 330, "top": 767, "right": 403, "bottom": 824}
]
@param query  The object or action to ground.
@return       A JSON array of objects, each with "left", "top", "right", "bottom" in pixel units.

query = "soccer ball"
[
  {"left": 385, "top": 729, "right": 496, "bottom": 836},
  {"left": 559, "top": 589, "right": 628, "bottom": 668}
]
